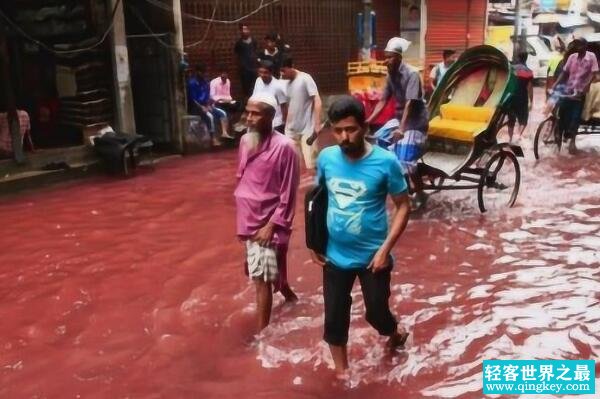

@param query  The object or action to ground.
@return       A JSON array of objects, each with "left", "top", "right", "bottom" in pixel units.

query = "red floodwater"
[{"left": 1, "top": 101, "right": 600, "bottom": 398}]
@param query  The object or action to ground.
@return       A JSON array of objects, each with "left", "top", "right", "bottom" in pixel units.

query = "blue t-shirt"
[{"left": 316, "top": 145, "right": 408, "bottom": 269}]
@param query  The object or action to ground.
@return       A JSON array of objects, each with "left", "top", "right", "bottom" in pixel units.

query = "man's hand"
[
  {"left": 392, "top": 127, "right": 405, "bottom": 143},
  {"left": 367, "top": 247, "right": 390, "bottom": 273},
  {"left": 306, "top": 129, "right": 320, "bottom": 146},
  {"left": 252, "top": 223, "right": 274, "bottom": 247},
  {"left": 310, "top": 250, "right": 326, "bottom": 267}
]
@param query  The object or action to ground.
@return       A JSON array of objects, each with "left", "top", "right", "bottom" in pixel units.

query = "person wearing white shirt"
[
  {"left": 252, "top": 60, "right": 288, "bottom": 133},
  {"left": 280, "top": 55, "right": 322, "bottom": 170},
  {"left": 429, "top": 50, "right": 456, "bottom": 92}
]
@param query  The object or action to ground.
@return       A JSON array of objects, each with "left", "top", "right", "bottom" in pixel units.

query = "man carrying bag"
[{"left": 307, "top": 96, "right": 411, "bottom": 377}]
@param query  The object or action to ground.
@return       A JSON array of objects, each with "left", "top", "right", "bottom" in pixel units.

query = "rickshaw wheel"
[
  {"left": 477, "top": 150, "right": 520, "bottom": 213},
  {"left": 533, "top": 116, "right": 560, "bottom": 160}
]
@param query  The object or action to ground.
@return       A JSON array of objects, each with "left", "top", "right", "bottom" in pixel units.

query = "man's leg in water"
[
  {"left": 568, "top": 99, "right": 584, "bottom": 154},
  {"left": 323, "top": 263, "right": 356, "bottom": 374},
  {"left": 358, "top": 263, "right": 410, "bottom": 352},
  {"left": 329, "top": 344, "right": 349, "bottom": 374},
  {"left": 275, "top": 244, "right": 298, "bottom": 302},
  {"left": 507, "top": 114, "right": 517, "bottom": 142},
  {"left": 517, "top": 104, "right": 529, "bottom": 141},
  {"left": 255, "top": 279, "right": 273, "bottom": 331}
]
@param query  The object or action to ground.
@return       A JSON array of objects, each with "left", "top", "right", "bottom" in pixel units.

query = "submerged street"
[{"left": 1, "top": 101, "right": 600, "bottom": 398}]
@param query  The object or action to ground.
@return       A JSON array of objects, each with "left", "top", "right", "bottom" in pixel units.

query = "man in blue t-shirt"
[{"left": 311, "top": 96, "right": 411, "bottom": 376}]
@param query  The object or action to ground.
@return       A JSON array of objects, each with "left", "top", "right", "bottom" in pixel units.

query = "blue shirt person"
[
  {"left": 317, "top": 145, "right": 407, "bottom": 269},
  {"left": 186, "top": 71, "right": 210, "bottom": 113},
  {"left": 310, "top": 95, "right": 411, "bottom": 376},
  {"left": 185, "top": 64, "right": 228, "bottom": 145}
]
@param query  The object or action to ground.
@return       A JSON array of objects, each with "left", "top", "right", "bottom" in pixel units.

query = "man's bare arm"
[{"left": 368, "top": 193, "right": 410, "bottom": 272}]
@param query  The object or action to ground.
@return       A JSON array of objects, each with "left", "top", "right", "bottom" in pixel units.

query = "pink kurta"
[{"left": 234, "top": 131, "right": 300, "bottom": 245}]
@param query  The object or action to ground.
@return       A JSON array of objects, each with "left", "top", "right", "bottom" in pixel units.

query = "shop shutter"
[
  {"left": 425, "top": 0, "right": 487, "bottom": 80},
  {"left": 372, "top": 0, "right": 400, "bottom": 53}
]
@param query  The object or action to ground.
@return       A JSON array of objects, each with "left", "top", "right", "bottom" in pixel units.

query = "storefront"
[
  {"left": 372, "top": 0, "right": 488, "bottom": 83},
  {"left": 181, "top": 0, "right": 361, "bottom": 96},
  {"left": 0, "top": 0, "right": 116, "bottom": 161}
]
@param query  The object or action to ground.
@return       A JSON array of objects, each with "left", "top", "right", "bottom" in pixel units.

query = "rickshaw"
[
  {"left": 534, "top": 89, "right": 600, "bottom": 159},
  {"left": 533, "top": 35, "right": 600, "bottom": 160},
  {"left": 415, "top": 45, "right": 523, "bottom": 212}
]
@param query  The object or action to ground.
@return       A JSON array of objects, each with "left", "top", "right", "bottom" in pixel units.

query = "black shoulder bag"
[{"left": 304, "top": 177, "right": 328, "bottom": 255}]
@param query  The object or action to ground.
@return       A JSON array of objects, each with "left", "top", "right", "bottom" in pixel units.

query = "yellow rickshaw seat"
[{"left": 429, "top": 104, "right": 496, "bottom": 142}]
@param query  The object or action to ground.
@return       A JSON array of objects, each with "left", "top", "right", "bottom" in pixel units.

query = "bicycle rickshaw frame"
[{"left": 415, "top": 45, "right": 524, "bottom": 212}]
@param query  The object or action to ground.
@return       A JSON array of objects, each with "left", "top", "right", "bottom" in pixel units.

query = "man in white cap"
[
  {"left": 234, "top": 93, "right": 301, "bottom": 332},
  {"left": 367, "top": 37, "right": 429, "bottom": 192}
]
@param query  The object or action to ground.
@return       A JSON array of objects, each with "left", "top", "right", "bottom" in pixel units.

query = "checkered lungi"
[
  {"left": 245, "top": 241, "right": 279, "bottom": 283},
  {"left": 373, "top": 118, "right": 426, "bottom": 174}
]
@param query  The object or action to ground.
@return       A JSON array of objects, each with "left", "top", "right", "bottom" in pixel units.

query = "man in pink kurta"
[{"left": 234, "top": 93, "right": 300, "bottom": 331}]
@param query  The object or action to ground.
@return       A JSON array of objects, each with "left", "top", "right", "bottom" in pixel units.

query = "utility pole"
[
  {"left": 513, "top": 0, "right": 521, "bottom": 61},
  {"left": 108, "top": 0, "right": 136, "bottom": 133}
]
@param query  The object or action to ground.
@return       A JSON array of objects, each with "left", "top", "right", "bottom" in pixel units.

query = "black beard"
[{"left": 340, "top": 142, "right": 364, "bottom": 157}]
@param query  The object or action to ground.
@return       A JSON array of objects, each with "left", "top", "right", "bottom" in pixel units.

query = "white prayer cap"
[
  {"left": 384, "top": 37, "right": 411, "bottom": 54},
  {"left": 248, "top": 93, "right": 278, "bottom": 110}
]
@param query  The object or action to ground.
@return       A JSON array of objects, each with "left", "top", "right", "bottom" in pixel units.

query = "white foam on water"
[
  {"left": 510, "top": 265, "right": 562, "bottom": 284},
  {"left": 427, "top": 287, "right": 456, "bottom": 305},
  {"left": 466, "top": 243, "right": 496, "bottom": 252},
  {"left": 542, "top": 248, "right": 600, "bottom": 265},
  {"left": 573, "top": 204, "right": 600, "bottom": 211},
  {"left": 503, "top": 244, "right": 520, "bottom": 254},
  {"left": 520, "top": 218, "right": 560, "bottom": 229},
  {"left": 500, "top": 230, "right": 535, "bottom": 242},
  {"left": 493, "top": 255, "right": 520, "bottom": 265},
  {"left": 571, "top": 235, "right": 600, "bottom": 249},
  {"left": 475, "top": 229, "right": 487, "bottom": 238},
  {"left": 467, "top": 284, "right": 494, "bottom": 299},
  {"left": 535, "top": 235, "right": 568, "bottom": 245},
  {"left": 493, "top": 287, "right": 551, "bottom": 305},
  {"left": 562, "top": 208, "right": 590, "bottom": 218},
  {"left": 511, "top": 259, "right": 548, "bottom": 266},
  {"left": 488, "top": 271, "right": 514, "bottom": 282},
  {"left": 557, "top": 223, "right": 599, "bottom": 235}
]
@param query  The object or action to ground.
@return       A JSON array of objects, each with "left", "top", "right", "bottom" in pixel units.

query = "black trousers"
[
  {"left": 240, "top": 69, "right": 257, "bottom": 99},
  {"left": 323, "top": 262, "right": 398, "bottom": 346}
]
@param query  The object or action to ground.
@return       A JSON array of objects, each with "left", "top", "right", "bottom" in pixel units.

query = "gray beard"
[{"left": 245, "top": 129, "right": 261, "bottom": 152}]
